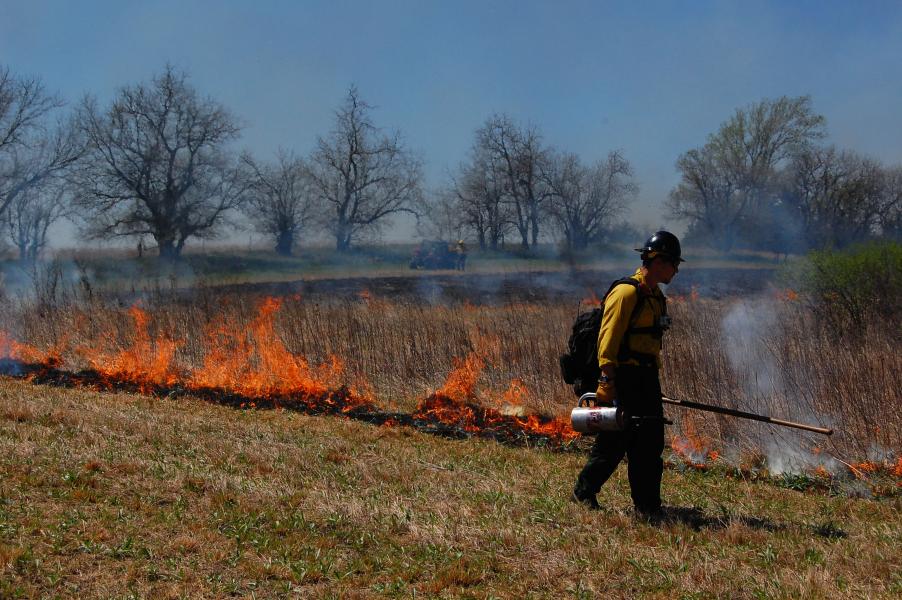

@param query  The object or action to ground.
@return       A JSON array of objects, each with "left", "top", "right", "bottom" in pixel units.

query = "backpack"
[{"left": 559, "top": 277, "right": 665, "bottom": 397}]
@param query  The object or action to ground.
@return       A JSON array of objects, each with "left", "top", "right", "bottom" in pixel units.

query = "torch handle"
[{"left": 661, "top": 396, "right": 833, "bottom": 436}]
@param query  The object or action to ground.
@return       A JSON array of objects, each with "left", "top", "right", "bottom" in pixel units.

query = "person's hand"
[{"left": 595, "top": 380, "right": 616, "bottom": 405}]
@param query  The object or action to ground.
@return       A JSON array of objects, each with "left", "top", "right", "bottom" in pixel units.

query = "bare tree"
[
  {"left": 783, "top": 146, "right": 886, "bottom": 248},
  {"left": 242, "top": 149, "right": 316, "bottom": 256},
  {"left": 0, "top": 66, "right": 81, "bottom": 217},
  {"left": 3, "top": 177, "right": 71, "bottom": 262},
  {"left": 308, "top": 87, "right": 423, "bottom": 252},
  {"left": 476, "top": 114, "right": 550, "bottom": 249},
  {"left": 419, "top": 188, "right": 467, "bottom": 243},
  {"left": 72, "top": 65, "right": 245, "bottom": 260},
  {"left": 667, "top": 96, "right": 825, "bottom": 251},
  {"left": 449, "top": 143, "right": 512, "bottom": 250},
  {"left": 544, "top": 150, "right": 636, "bottom": 250}
]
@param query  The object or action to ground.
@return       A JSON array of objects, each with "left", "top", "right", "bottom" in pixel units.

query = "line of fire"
[{"left": 1, "top": 295, "right": 899, "bottom": 495}]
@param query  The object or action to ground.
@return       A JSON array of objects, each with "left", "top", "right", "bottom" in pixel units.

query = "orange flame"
[
  {"left": 435, "top": 352, "right": 484, "bottom": 403},
  {"left": 501, "top": 378, "right": 528, "bottom": 406},
  {"left": 0, "top": 298, "right": 584, "bottom": 446},
  {"left": 187, "top": 297, "right": 353, "bottom": 407},
  {"left": 581, "top": 289, "right": 602, "bottom": 307},
  {"left": 813, "top": 465, "right": 830, "bottom": 478},
  {"left": 775, "top": 288, "right": 799, "bottom": 302},
  {"left": 79, "top": 306, "right": 181, "bottom": 390},
  {"left": 0, "top": 330, "right": 65, "bottom": 368},
  {"left": 670, "top": 419, "right": 717, "bottom": 468},
  {"left": 412, "top": 352, "right": 578, "bottom": 442}
]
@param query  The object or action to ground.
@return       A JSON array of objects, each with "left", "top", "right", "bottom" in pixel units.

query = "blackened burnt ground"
[{"left": 208, "top": 266, "right": 776, "bottom": 305}]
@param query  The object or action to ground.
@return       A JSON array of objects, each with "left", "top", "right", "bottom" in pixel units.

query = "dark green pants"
[{"left": 573, "top": 365, "right": 664, "bottom": 513}]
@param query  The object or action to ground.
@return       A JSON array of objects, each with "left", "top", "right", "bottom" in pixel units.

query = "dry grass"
[
  {"left": 1, "top": 378, "right": 900, "bottom": 598},
  {"left": 1, "top": 287, "right": 898, "bottom": 464}
]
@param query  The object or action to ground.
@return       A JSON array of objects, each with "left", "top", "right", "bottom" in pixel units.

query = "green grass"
[{"left": 1, "top": 378, "right": 899, "bottom": 598}]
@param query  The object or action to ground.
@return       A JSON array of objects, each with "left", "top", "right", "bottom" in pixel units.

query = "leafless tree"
[
  {"left": 3, "top": 177, "right": 71, "bottom": 262},
  {"left": 448, "top": 143, "right": 512, "bottom": 250},
  {"left": 0, "top": 66, "right": 81, "bottom": 217},
  {"left": 72, "top": 65, "right": 245, "bottom": 260},
  {"left": 667, "top": 96, "right": 825, "bottom": 250},
  {"left": 419, "top": 188, "right": 468, "bottom": 243},
  {"left": 308, "top": 87, "right": 423, "bottom": 252},
  {"left": 783, "top": 146, "right": 887, "bottom": 248},
  {"left": 476, "top": 114, "right": 550, "bottom": 249},
  {"left": 544, "top": 150, "right": 636, "bottom": 250},
  {"left": 241, "top": 149, "right": 316, "bottom": 256}
]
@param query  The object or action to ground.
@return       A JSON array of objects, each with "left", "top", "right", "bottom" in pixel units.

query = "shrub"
[{"left": 787, "top": 241, "right": 902, "bottom": 332}]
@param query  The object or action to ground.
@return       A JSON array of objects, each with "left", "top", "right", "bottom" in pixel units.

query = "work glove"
[{"left": 595, "top": 380, "right": 616, "bottom": 405}]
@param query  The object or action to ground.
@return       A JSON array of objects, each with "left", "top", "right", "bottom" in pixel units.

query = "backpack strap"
[{"left": 603, "top": 277, "right": 667, "bottom": 367}]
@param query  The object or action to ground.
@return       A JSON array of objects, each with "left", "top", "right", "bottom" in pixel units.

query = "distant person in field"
[
  {"left": 455, "top": 240, "right": 467, "bottom": 271},
  {"left": 571, "top": 231, "right": 683, "bottom": 518}
]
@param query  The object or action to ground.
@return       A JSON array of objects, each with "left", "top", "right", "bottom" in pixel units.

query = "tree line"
[
  {"left": 668, "top": 96, "right": 901, "bottom": 253},
  {"left": 1, "top": 64, "right": 898, "bottom": 262}
]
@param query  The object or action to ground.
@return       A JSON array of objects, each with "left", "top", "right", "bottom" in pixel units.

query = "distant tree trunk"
[
  {"left": 275, "top": 230, "right": 294, "bottom": 256},
  {"left": 157, "top": 235, "right": 179, "bottom": 261},
  {"left": 335, "top": 221, "right": 352, "bottom": 251}
]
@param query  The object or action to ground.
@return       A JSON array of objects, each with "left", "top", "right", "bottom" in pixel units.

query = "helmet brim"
[{"left": 638, "top": 250, "right": 685, "bottom": 263}]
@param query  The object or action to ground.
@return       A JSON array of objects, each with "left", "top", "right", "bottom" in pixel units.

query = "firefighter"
[
  {"left": 455, "top": 239, "right": 467, "bottom": 271},
  {"left": 571, "top": 231, "right": 684, "bottom": 517}
]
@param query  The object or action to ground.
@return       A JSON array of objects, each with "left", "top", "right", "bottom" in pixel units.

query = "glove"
[{"left": 595, "top": 380, "right": 616, "bottom": 405}]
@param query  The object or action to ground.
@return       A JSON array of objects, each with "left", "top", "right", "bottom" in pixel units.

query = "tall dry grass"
[{"left": 0, "top": 281, "right": 898, "bottom": 465}]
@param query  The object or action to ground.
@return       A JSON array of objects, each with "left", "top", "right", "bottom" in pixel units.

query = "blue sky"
[{"left": 3, "top": 0, "right": 902, "bottom": 244}]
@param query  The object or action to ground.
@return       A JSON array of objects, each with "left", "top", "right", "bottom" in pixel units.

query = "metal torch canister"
[{"left": 570, "top": 393, "right": 626, "bottom": 433}]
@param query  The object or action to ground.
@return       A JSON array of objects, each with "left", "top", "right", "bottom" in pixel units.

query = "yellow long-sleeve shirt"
[{"left": 598, "top": 268, "right": 667, "bottom": 369}]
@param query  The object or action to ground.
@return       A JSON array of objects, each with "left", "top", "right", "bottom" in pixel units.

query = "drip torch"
[{"left": 571, "top": 393, "right": 833, "bottom": 435}]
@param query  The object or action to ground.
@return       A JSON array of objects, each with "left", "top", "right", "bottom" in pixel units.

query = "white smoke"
[
  {"left": 720, "top": 297, "right": 832, "bottom": 474},
  {"left": 721, "top": 298, "right": 783, "bottom": 399}
]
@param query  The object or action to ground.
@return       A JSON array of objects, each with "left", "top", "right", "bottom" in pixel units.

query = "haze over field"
[{"left": 3, "top": 0, "right": 902, "bottom": 248}]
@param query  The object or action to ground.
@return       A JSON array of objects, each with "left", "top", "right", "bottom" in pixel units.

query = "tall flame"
[{"left": 79, "top": 306, "right": 180, "bottom": 390}]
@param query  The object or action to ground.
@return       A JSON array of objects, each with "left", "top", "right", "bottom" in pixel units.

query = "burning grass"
[{"left": 0, "top": 281, "right": 899, "bottom": 492}]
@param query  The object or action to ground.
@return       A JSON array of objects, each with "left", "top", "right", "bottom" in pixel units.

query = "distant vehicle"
[{"left": 409, "top": 241, "right": 457, "bottom": 269}]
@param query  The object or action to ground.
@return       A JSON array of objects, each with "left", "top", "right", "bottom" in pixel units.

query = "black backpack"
[{"left": 560, "top": 277, "right": 657, "bottom": 396}]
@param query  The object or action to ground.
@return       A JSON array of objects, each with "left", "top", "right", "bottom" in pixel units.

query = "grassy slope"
[{"left": 1, "top": 378, "right": 899, "bottom": 599}]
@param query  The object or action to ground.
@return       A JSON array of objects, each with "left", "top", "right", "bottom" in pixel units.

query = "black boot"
[{"left": 571, "top": 491, "right": 601, "bottom": 510}]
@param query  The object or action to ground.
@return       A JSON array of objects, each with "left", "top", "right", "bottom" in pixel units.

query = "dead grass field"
[
  {"left": 1, "top": 378, "right": 900, "bottom": 599},
  {"left": 0, "top": 268, "right": 899, "bottom": 597},
  {"left": 2, "top": 284, "right": 897, "bottom": 463}
]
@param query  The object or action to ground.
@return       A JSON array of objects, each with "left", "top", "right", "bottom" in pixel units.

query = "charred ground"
[{"left": 130, "top": 265, "right": 777, "bottom": 306}]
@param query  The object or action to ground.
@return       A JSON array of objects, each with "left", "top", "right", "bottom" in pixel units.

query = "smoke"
[
  {"left": 720, "top": 297, "right": 836, "bottom": 475},
  {"left": 721, "top": 298, "right": 783, "bottom": 399},
  {"left": 762, "top": 434, "right": 837, "bottom": 476}
]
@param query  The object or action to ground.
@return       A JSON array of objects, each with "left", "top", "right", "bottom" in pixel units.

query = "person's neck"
[{"left": 640, "top": 265, "right": 658, "bottom": 290}]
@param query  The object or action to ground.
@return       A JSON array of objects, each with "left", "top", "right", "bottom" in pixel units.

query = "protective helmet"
[{"left": 635, "top": 231, "right": 684, "bottom": 263}]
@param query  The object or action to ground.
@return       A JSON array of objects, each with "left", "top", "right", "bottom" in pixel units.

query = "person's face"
[{"left": 650, "top": 255, "right": 680, "bottom": 284}]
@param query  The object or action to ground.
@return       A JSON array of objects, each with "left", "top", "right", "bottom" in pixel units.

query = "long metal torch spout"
[
  {"left": 572, "top": 393, "right": 833, "bottom": 436},
  {"left": 661, "top": 395, "right": 833, "bottom": 435}
]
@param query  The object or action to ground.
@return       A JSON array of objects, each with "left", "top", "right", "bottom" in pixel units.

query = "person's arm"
[{"left": 595, "top": 284, "right": 638, "bottom": 401}]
